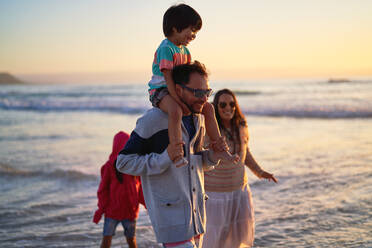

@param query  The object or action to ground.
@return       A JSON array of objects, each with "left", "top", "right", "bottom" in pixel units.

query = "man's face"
[{"left": 177, "top": 72, "right": 210, "bottom": 113}]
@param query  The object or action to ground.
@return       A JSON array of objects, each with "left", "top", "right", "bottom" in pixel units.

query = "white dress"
[
  {"left": 203, "top": 183, "right": 255, "bottom": 248},
  {"left": 203, "top": 128, "right": 255, "bottom": 248}
]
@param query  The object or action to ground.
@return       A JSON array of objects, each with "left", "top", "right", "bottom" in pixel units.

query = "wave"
[
  {"left": 244, "top": 108, "right": 372, "bottom": 119},
  {"left": 0, "top": 163, "right": 97, "bottom": 182},
  {"left": 0, "top": 134, "right": 67, "bottom": 141},
  {"left": 1, "top": 99, "right": 371, "bottom": 118},
  {"left": 326, "top": 79, "right": 372, "bottom": 84},
  {"left": 0, "top": 99, "right": 149, "bottom": 115},
  {"left": 0, "top": 91, "right": 141, "bottom": 98},
  {"left": 232, "top": 90, "right": 261, "bottom": 96},
  {"left": 1, "top": 84, "right": 371, "bottom": 118}
]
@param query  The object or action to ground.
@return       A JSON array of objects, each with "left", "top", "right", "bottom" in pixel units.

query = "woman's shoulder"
[{"left": 239, "top": 119, "right": 247, "bottom": 127}]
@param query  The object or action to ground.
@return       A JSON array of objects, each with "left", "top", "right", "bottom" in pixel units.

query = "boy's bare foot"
[
  {"left": 209, "top": 136, "right": 229, "bottom": 152},
  {"left": 219, "top": 150, "right": 239, "bottom": 164}
]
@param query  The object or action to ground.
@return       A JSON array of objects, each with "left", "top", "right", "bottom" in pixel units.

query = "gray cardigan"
[{"left": 116, "top": 108, "right": 218, "bottom": 243}]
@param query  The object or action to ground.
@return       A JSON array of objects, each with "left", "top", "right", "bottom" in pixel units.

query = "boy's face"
[{"left": 172, "top": 26, "right": 197, "bottom": 46}]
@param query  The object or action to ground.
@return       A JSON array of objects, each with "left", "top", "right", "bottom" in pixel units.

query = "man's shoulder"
[
  {"left": 135, "top": 108, "right": 168, "bottom": 138},
  {"left": 138, "top": 107, "right": 167, "bottom": 122}
]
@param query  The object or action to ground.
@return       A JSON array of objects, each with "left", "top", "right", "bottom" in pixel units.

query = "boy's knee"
[{"left": 169, "top": 104, "right": 183, "bottom": 117}]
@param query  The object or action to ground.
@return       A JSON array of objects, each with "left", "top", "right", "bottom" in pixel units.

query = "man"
[{"left": 116, "top": 61, "right": 224, "bottom": 247}]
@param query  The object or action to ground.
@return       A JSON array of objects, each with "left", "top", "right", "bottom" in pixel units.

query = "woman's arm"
[
  {"left": 243, "top": 126, "right": 278, "bottom": 183},
  {"left": 245, "top": 148, "right": 277, "bottom": 183},
  {"left": 245, "top": 148, "right": 264, "bottom": 178}
]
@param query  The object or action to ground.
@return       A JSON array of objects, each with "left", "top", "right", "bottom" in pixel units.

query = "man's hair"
[
  {"left": 163, "top": 4, "right": 202, "bottom": 37},
  {"left": 172, "top": 61, "right": 208, "bottom": 85}
]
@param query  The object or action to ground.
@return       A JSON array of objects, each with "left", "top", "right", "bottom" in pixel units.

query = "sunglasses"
[
  {"left": 180, "top": 84, "right": 213, "bottom": 98},
  {"left": 218, "top": 101, "right": 235, "bottom": 109}
]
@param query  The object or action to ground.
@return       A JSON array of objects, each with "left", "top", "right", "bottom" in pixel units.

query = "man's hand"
[{"left": 167, "top": 142, "right": 185, "bottom": 163}]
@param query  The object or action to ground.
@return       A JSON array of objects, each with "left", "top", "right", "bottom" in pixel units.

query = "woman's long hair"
[{"left": 212, "top": 89, "right": 246, "bottom": 145}]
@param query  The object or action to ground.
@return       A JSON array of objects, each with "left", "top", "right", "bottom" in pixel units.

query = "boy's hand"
[{"left": 93, "top": 209, "right": 103, "bottom": 224}]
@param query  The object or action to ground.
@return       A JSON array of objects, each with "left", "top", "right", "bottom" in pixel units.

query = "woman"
[{"left": 203, "top": 89, "right": 277, "bottom": 248}]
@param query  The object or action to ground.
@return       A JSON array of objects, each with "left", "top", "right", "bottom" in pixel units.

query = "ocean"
[{"left": 0, "top": 78, "right": 371, "bottom": 247}]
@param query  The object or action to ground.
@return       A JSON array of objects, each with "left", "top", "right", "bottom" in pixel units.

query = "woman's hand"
[{"left": 260, "top": 171, "right": 278, "bottom": 183}]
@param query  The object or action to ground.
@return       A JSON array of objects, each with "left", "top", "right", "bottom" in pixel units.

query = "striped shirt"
[
  {"left": 148, "top": 39, "right": 191, "bottom": 90},
  {"left": 204, "top": 128, "right": 248, "bottom": 192}
]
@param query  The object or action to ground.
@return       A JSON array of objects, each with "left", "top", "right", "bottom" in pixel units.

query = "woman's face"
[{"left": 217, "top": 93, "right": 236, "bottom": 122}]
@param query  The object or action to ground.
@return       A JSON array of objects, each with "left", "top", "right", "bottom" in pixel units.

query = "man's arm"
[{"left": 116, "top": 131, "right": 173, "bottom": 176}]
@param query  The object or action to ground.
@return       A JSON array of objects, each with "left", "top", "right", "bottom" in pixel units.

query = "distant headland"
[
  {"left": 328, "top": 78, "right": 351, "bottom": 83},
  {"left": 0, "top": 72, "right": 26, "bottom": 85}
]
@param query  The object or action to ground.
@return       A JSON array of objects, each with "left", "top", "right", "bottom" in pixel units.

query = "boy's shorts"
[
  {"left": 103, "top": 217, "right": 136, "bottom": 238},
  {"left": 149, "top": 87, "right": 169, "bottom": 107}
]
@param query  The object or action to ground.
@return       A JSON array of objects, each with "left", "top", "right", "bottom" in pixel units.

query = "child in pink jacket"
[{"left": 93, "top": 131, "right": 145, "bottom": 248}]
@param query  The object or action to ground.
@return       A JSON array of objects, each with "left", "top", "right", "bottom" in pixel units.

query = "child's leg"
[
  {"left": 102, "top": 217, "right": 118, "bottom": 248},
  {"left": 126, "top": 237, "right": 137, "bottom": 248},
  {"left": 100, "top": 236, "right": 112, "bottom": 248},
  {"left": 158, "top": 95, "right": 188, "bottom": 167},
  {"left": 123, "top": 219, "right": 138, "bottom": 248},
  {"left": 202, "top": 102, "right": 239, "bottom": 163}
]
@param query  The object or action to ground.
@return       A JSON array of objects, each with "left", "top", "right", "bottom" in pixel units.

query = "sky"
[{"left": 0, "top": 0, "right": 371, "bottom": 84}]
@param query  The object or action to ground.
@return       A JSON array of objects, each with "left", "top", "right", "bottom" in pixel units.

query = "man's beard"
[{"left": 181, "top": 98, "right": 203, "bottom": 114}]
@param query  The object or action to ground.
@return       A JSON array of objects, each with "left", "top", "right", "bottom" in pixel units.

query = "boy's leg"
[
  {"left": 100, "top": 236, "right": 112, "bottom": 248},
  {"left": 159, "top": 95, "right": 188, "bottom": 167},
  {"left": 126, "top": 237, "right": 137, "bottom": 248},
  {"left": 202, "top": 102, "right": 239, "bottom": 163},
  {"left": 122, "top": 219, "right": 138, "bottom": 248},
  {"left": 102, "top": 217, "right": 119, "bottom": 248}
]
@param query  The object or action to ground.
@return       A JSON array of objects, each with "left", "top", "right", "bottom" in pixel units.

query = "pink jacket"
[{"left": 93, "top": 131, "right": 145, "bottom": 223}]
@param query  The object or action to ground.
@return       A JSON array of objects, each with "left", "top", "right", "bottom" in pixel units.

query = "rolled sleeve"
[
  {"left": 116, "top": 149, "right": 172, "bottom": 176},
  {"left": 201, "top": 150, "right": 220, "bottom": 171}
]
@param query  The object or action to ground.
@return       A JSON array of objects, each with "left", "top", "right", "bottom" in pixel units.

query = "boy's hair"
[
  {"left": 163, "top": 4, "right": 202, "bottom": 37},
  {"left": 172, "top": 61, "right": 208, "bottom": 86}
]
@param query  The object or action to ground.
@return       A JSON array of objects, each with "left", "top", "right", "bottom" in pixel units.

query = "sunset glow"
[{"left": 0, "top": 0, "right": 371, "bottom": 83}]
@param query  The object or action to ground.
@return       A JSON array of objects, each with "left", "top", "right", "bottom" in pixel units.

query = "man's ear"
[{"left": 175, "top": 84, "right": 183, "bottom": 97}]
